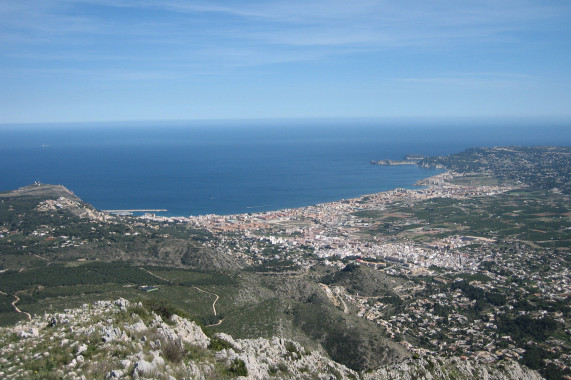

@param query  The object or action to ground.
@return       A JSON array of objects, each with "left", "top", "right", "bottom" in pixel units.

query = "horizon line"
[{"left": 1, "top": 115, "right": 570, "bottom": 128}]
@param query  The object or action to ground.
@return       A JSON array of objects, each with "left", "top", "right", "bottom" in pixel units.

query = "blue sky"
[{"left": 1, "top": 0, "right": 571, "bottom": 123}]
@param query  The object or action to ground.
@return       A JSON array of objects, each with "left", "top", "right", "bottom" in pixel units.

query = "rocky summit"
[{"left": 0, "top": 298, "right": 542, "bottom": 379}]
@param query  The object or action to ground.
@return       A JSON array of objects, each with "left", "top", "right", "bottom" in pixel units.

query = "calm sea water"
[{"left": 0, "top": 119, "right": 569, "bottom": 216}]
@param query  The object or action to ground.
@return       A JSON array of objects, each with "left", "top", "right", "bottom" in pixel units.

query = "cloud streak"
[
  {"left": 1, "top": 0, "right": 570, "bottom": 122},
  {"left": 397, "top": 72, "right": 535, "bottom": 89},
  {"left": 0, "top": 0, "right": 565, "bottom": 83},
  {"left": 2, "top": 1, "right": 568, "bottom": 56}
]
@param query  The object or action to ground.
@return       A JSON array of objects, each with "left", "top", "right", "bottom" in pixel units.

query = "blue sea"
[{"left": 0, "top": 119, "right": 569, "bottom": 216}]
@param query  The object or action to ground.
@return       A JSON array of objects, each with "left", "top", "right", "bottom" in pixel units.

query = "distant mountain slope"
[
  {"left": 322, "top": 263, "right": 405, "bottom": 297},
  {"left": 145, "top": 239, "right": 242, "bottom": 270},
  {"left": 0, "top": 183, "right": 230, "bottom": 271}
]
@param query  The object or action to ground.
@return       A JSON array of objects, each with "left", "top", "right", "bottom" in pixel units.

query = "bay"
[{"left": 0, "top": 119, "right": 569, "bottom": 216}]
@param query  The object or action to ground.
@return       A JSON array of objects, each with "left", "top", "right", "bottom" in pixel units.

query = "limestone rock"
[
  {"left": 362, "top": 356, "right": 544, "bottom": 380},
  {"left": 133, "top": 359, "right": 156, "bottom": 378},
  {"left": 0, "top": 298, "right": 545, "bottom": 380}
]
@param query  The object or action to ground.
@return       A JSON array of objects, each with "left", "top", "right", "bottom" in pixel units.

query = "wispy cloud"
[
  {"left": 1, "top": 1, "right": 569, "bottom": 73},
  {"left": 3, "top": 1, "right": 567, "bottom": 45},
  {"left": 397, "top": 72, "right": 536, "bottom": 88}
]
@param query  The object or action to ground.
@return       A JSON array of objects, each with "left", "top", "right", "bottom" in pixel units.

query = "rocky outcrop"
[
  {"left": 0, "top": 298, "right": 357, "bottom": 379},
  {"left": 0, "top": 298, "right": 542, "bottom": 379},
  {"left": 363, "top": 355, "right": 544, "bottom": 380}
]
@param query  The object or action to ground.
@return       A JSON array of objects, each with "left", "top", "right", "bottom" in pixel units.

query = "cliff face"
[{"left": 0, "top": 299, "right": 542, "bottom": 379}]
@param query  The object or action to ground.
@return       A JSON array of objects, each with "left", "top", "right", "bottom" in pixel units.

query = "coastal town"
[
  {"left": 131, "top": 147, "right": 569, "bottom": 377},
  {"left": 128, "top": 171, "right": 568, "bottom": 376},
  {"left": 0, "top": 146, "right": 569, "bottom": 379},
  {"left": 1, "top": 0, "right": 570, "bottom": 377},
  {"left": 141, "top": 171, "right": 516, "bottom": 271}
]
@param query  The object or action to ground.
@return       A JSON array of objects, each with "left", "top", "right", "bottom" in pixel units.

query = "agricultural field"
[{"left": 354, "top": 189, "right": 570, "bottom": 248}]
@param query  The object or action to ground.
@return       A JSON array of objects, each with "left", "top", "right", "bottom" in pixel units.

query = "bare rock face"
[
  {"left": 0, "top": 298, "right": 357, "bottom": 379},
  {"left": 132, "top": 359, "right": 156, "bottom": 378},
  {"left": 213, "top": 332, "right": 242, "bottom": 350},
  {"left": 362, "top": 355, "right": 544, "bottom": 380},
  {"left": 214, "top": 335, "right": 358, "bottom": 379},
  {"left": 0, "top": 298, "right": 542, "bottom": 380},
  {"left": 152, "top": 313, "right": 209, "bottom": 349}
]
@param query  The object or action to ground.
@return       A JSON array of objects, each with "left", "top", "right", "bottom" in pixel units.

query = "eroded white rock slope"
[{"left": 0, "top": 299, "right": 543, "bottom": 379}]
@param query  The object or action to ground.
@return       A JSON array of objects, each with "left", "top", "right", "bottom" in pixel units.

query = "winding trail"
[
  {"left": 206, "top": 318, "right": 224, "bottom": 327},
  {"left": 32, "top": 253, "right": 48, "bottom": 262},
  {"left": 192, "top": 286, "right": 224, "bottom": 327},
  {"left": 339, "top": 295, "right": 349, "bottom": 314},
  {"left": 319, "top": 283, "right": 349, "bottom": 314},
  {"left": 1, "top": 290, "right": 32, "bottom": 320},
  {"left": 192, "top": 286, "right": 220, "bottom": 316},
  {"left": 139, "top": 268, "right": 224, "bottom": 326},
  {"left": 32, "top": 254, "right": 53, "bottom": 266},
  {"left": 140, "top": 267, "right": 171, "bottom": 283},
  {"left": 12, "top": 293, "right": 32, "bottom": 320}
]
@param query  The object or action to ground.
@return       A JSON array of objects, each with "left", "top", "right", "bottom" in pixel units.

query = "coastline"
[
  {"left": 4, "top": 122, "right": 566, "bottom": 218},
  {"left": 128, "top": 168, "right": 519, "bottom": 272},
  {"left": 97, "top": 163, "right": 444, "bottom": 218},
  {"left": 135, "top": 170, "right": 516, "bottom": 229},
  {"left": 132, "top": 170, "right": 445, "bottom": 221}
]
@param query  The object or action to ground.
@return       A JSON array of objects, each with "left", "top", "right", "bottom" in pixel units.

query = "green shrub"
[
  {"left": 130, "top": 304, "right": 151, "bottom": 322},
  {"left": 229, "top": 358, "right": 248, "bottom": 376},
  {"left": 82, "top": 343, "right": 99, "bottom": 359},
  {"left": 277, "top": 362, "right": 289, "bottom": 373},
  {"left": 208, "top": 337, "right": 233, "bottom": 351},
  {"left": 185, "top": 343, "right": 209, "bottom": 361},
  {"left": 162, "top": 339, "right": 186, "bottom": 363},
  {"left": 285, "top": 341, "right": 299, "bottom": 354},
  {"left": 142, "top": 299, "right": 187, "bottom": 321}
]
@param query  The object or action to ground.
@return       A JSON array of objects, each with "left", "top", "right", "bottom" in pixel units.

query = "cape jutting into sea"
[{"left": 0, "top": 119, "right": 569, "bottom": 216}]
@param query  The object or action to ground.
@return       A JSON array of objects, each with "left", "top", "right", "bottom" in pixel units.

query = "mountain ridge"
[{"left": 0, "top": 298, "right": 543, "bottom": 379}]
